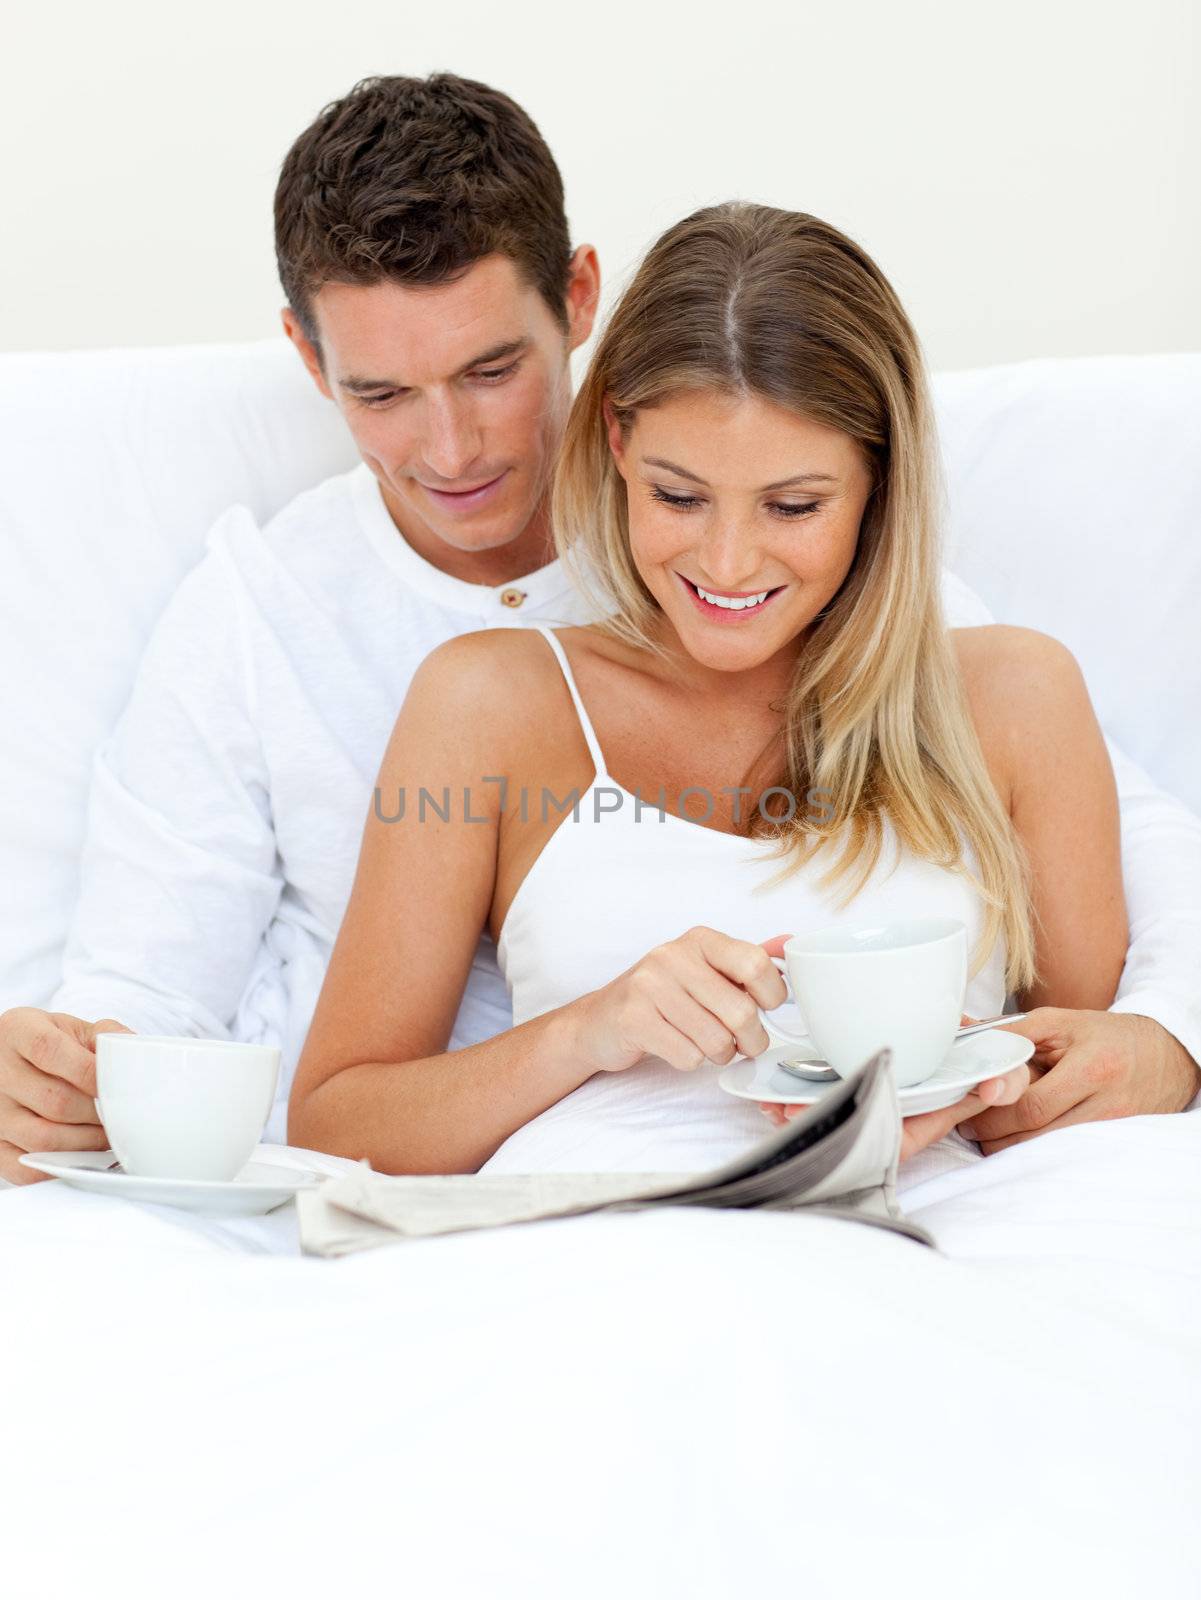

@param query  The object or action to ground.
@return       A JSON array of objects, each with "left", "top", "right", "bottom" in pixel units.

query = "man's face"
[{"left": 284, "top": 249, "right": 598, "bottom": 578}]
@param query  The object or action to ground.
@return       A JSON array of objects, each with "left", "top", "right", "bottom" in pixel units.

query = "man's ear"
[
  {"left": 564, "top": 244, "right": 601, "bottom": 354},
  {"left": 281, "top": 308, "right": 333, "bottom": 400}
]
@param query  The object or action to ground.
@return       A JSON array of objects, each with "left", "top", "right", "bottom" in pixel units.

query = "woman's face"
[{"left": 607, "top": 388, "right": 874, "bottom": 674}]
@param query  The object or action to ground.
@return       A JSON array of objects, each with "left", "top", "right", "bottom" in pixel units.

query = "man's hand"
[
  {"left": 958, "top": 1008, "right": 1201, "bottom": 1154},
  {"left": 0, "top": 1009, "right": 133, "bottom": 1185}
]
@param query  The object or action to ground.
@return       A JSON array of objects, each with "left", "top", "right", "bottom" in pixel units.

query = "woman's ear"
[{"left": 602, "top": 397, "right": 627, "bottom": 477}]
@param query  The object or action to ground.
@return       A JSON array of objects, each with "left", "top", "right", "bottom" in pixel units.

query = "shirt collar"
[{"left": 351, "top": 464, "right": 577, "bottom": 617}]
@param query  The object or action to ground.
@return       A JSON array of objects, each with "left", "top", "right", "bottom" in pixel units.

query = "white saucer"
[
  {"left": 719, "top": 1028, "right": 1035, "bottom": 1116},
  {"left": 17, "top": 1150, "right": 324, "bottom": 1215}
]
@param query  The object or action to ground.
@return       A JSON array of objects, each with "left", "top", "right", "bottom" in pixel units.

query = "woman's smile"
[{"left": 676, "top": 572, "right": 786, "bottom": 621}]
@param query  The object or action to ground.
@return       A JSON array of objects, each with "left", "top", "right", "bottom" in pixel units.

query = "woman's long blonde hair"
[{"left": 552, "top": 202, "right": 1036, "bottom": 993}]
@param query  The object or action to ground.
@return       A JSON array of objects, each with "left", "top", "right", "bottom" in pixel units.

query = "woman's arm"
[
  {"left": 956, "top": 625, "right": 1128, "bottom": 1011},
  {"left": 288, "top": 633, "right": 596, "bottom": 1173},
  {"left": 289, "top": 631, "right": 785, "bottom": 1174}
]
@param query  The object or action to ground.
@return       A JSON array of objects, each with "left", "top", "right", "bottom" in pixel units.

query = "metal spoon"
[{"left": 777, "top": 1011, "right": 1028, "bottom": 1082}]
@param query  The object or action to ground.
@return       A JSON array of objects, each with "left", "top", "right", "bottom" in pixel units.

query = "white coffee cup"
[
  {"left": 95, "top": 1034, "right": 281, "bottom": 1181},
  {"left": 759, "top": 917, "right": 968, "bottom": 1088}
]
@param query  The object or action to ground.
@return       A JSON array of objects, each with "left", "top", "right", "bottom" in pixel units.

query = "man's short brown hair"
[{"left": 275, "top": 73, "right": 573, "bottom": 344}]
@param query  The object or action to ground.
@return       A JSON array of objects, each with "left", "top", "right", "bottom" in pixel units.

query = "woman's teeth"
[{"left": 695, "top": 585, "right": 771, "bottom": 611}]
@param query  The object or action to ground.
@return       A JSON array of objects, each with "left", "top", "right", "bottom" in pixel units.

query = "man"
[{"left": 0, "top": 73, "right": 1197, "bottom": 1184}]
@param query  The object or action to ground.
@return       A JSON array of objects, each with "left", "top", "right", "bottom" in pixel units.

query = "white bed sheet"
[{"left": 2, "top": 1114, "right": 1198, "bottom": 1599}]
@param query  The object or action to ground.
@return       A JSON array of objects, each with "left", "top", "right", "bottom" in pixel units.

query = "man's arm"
[
  {"left": 1102, "top": 737, "right": 1201, "bottom": 1075},
  {"left": 1, "top": 510, "right": 284, "bottom": 1182},
  {"left": 965, "top": 739, "right": 1201, "bottom": 1149}
]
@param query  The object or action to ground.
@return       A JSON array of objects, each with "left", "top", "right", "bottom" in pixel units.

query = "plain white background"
[{"left": 3, "top": 0, "right": 1198, "bottom": 368}]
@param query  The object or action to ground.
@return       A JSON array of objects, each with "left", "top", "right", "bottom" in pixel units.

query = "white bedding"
[{"left": 2, "top": 1114, "right": 1199, "bottom": 1598}]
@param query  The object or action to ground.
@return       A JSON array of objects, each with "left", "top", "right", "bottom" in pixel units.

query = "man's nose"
[{"left": 421, "top": 395, "right": 483, "bottom": 483}]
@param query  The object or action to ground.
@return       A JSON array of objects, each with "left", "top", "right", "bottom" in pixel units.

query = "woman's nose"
[{"left": 695, "top": 524, "right": 765, "bottom": 591}]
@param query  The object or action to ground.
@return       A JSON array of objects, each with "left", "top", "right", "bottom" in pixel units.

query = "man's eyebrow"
[
  {"left": 339, "top": 338, "right": 532, "bottom": 395},
  {"left": 641, "top": 456, "right": 838, "bottom": 492},
  {"left": 455, "top": 337, "right": 531, "bottom": 374}
]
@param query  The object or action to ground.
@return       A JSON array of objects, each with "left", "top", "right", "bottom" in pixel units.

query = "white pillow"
[
  {"left": 0, "top": 340, "right": 354, "bottom": 1008},
  {"left": 934, "top": 354, "right": 1201, "bottom": 812}
]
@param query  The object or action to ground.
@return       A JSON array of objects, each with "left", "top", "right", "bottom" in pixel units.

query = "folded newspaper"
[{"left": 296, "top": 1048, "right": 934, "bottom": 1256}]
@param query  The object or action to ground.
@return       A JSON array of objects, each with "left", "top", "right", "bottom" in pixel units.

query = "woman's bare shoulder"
[
  {"left": 950, "top": 623, "right": 1086, "bottom": 710},
  {"left": 949, "top": 625, "right": 1092, "bottom": 808},
  {"left": 392, "top": 626, "right": 586, "bottom": 773},
  {"left": 408, "top": 627, "right": 568, "bottom": 715},
  {"left": 415, "top": 623, "right": 559, "bottom": 677}
]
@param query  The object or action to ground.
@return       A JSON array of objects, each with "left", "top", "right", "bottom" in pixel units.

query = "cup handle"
[{"left": 758, "top": 956, "right": 812, "bottom": 1044}]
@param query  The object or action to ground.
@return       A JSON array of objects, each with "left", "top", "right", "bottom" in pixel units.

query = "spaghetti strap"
[{"left": 533, "top": 626, "right": 608, "bottom": 778}]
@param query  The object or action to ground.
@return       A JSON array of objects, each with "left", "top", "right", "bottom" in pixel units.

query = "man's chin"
[
  {"left": 379, "top": 477, "right": 551, "bottom": 570},
  {"left": 424, "top": 518, "right": 531, "bottom": 556}
]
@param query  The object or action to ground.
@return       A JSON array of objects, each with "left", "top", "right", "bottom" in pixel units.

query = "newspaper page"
[{"left": 296, "top": 1049, "right": 934, "bottom": 1256}]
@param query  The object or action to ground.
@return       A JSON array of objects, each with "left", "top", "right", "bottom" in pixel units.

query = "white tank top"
[{"left": 484, "top": 627, "right": 1006, "bottom": 1183}]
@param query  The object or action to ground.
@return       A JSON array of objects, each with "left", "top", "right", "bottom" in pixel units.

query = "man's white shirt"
[{"left": 50, "top": 465, "right": 1201, "bottom": 1137}]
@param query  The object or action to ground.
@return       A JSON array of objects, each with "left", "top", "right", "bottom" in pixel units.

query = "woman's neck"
[{"left": 644, "top": 614, "right": 807, "bottom": 710}]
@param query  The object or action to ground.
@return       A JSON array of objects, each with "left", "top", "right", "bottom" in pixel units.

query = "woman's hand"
[
  {"left": 759, "top": 1065, "right": 1032, "bottom": 1162},
  {"left": 756, "top": 1012, "right": 1032, "bottom": 1164},
  {"left": 567, "top": 927, "right": 790, "bottom": 1076}
]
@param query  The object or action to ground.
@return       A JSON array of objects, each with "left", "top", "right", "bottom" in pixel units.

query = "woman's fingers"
[
  {"left": 656, "top": 989, "right": 742, "bottom": 1066},
  {"left": 1, "top": 1055, "right": 99, "bottom": 1125},
  {"left": 899, "top": 1063, "right": 1031, "bottom": 1162},
  {"left": 979, "top": 1064, "right": 1030, "bottom": 1106},
  {"left": 687, "top": 928, "right": 786, "bottom": 1010},
  {"left": 630, "top": 928, "right": 784, "bottom": 1068},
  {"left": 3, "top": 1104, "right": 111, "bottom": 1154},
  {"left": 677, "top": 965, "right": 771, "bottom": 1060},
  {"left": 756, "top": 1101, "right": 790, "bottom": 1126},
  {"left": 592, "top": 928, "right": 796, "bottom": 1077},
  {"left": 755, "top": 1041, "right": 1030, "bottom": 1164},
  {"left": 0, "top": 1139, "right": 53, "bottom": 1184},
  {"left": 636, "top": 1010, "right": 712, "bottom": 1074}
]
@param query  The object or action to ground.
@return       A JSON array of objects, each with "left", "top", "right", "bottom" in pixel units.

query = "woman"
[{"left": 288, "top": 203, "right": 1127, "bottom": 1183}]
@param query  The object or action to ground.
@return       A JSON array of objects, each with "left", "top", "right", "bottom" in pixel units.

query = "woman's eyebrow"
[{"left": 641, "top": 455, "right": 837, "bottom": 491}]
